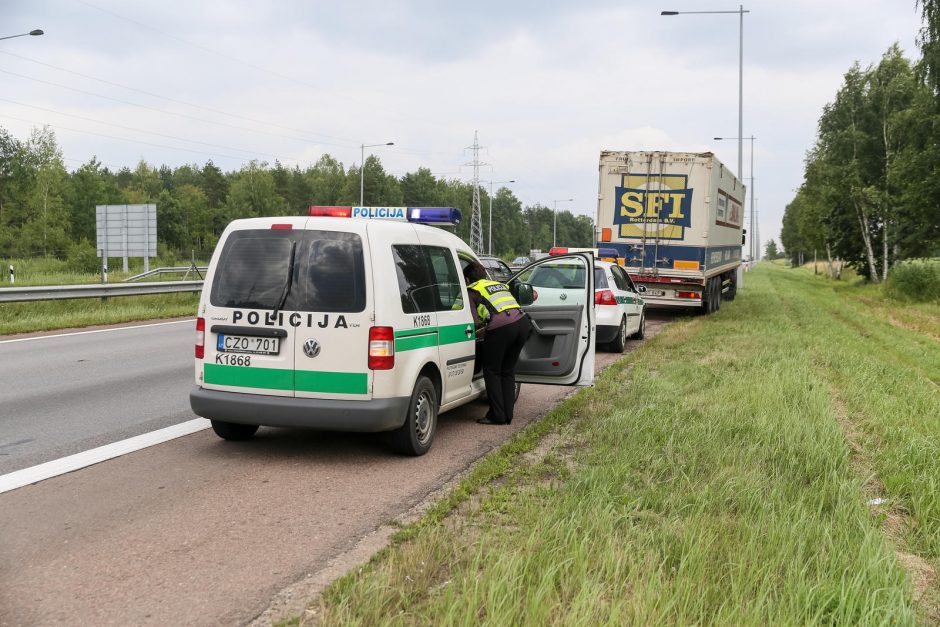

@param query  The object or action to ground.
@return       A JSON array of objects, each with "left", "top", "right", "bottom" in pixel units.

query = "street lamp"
[
  {"left": 552, "top": 198, "right": 573, "bottom": 247},
  {"left": 0, "top": 29, "right": 44, "bottom": 42},
  {"left": 485, "top": 179, "right": 515, "bottom": 255},
  {"left": 360, "top": 141, "right": 394, "bottom": 206},
  {"left": 662, "top": 6, "right": 748, "bottom": 178},
  {"left": 714, "top": 135, "right": 756, "bottom": 261}
]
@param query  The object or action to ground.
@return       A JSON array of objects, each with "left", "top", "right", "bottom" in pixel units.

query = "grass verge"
[
  {"left": 0, "top": 293, "right": 198, "bottom": 335},
  {"left": 287, "top": 263, "right": 939, "bottom": 625}
]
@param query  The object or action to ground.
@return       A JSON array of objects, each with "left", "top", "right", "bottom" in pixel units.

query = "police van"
[{"left": 190, "top": 206, "right": 597, "bottom": 455}]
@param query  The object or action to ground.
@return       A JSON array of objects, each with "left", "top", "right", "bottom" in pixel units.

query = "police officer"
[{"left": 464, "top": 261, "right": 531, "bottom": 425}]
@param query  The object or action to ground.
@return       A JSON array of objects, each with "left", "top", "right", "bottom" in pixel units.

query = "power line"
[
  {"left": 0, "top": 49, "right": 358, "bottom": 146},
  {"left": 0, "top": 67, "right": 355, "bottom": 149},
  {"left": 0, "top": 98, "right": 312, "bottom": 165}
]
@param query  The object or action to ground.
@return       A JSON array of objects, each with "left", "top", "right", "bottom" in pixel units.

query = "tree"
[{"left": 764, "top": 239, "right": 780, "bottom": 259}]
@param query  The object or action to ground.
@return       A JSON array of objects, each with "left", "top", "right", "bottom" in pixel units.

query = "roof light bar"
[{"left": 307, "top": 206, "right": 461, "bottom": 225}]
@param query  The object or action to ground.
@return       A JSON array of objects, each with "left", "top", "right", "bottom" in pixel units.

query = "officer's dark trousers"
[{"left": 481, "top": 316, "right": 531, "bottom": 424}]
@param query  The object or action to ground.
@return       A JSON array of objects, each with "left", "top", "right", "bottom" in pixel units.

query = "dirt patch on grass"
[{"left": 823, "top": 375, "right": 939, "bottom": 622}]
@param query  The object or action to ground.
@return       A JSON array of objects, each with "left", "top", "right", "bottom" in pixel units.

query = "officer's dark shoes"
[{"left": 477, "top": 416, "right": 506, "bottom": 425}]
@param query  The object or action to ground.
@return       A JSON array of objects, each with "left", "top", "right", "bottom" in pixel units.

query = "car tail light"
[
  {"left": 532, "top": 289, "right": 539, "bottom": 302},
  {"left": 271, "top": 223, "right": 292, "bottom": 230},
  {"left": 195, "top": 317, "right": 205, "bottom": 359},
  {"left": 677, "top": 291, "right": 699, "bottom": 299},
  {"left": 368, "top": 326, "right": 395, "bottom": 370},
  {"left": 595, "top": 289, "right": 617, "bottom": 306}
]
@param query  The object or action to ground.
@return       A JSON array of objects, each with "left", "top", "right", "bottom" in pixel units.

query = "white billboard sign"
[{"left": 96, "top": 204, "right": 157, "bottom": 272}]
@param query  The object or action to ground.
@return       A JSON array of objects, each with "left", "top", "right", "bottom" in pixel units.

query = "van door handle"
[{"left": 465, "top": 325, "right": 473, "bottom": 337}]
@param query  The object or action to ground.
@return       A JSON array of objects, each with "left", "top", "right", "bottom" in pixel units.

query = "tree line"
[
  {"left": 0, "top": 126, "right": 594, "bottom": 269},
  {"left": 781, "top": 3, "right": 940, "bottom": 281}
]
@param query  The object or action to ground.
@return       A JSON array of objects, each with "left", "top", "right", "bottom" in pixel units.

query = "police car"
[
  {"left": 190, "top": 206, "right": 597, "bottom": 456},
  {"left": 544, "top": 248, "right": 646, "bottom": 352}
]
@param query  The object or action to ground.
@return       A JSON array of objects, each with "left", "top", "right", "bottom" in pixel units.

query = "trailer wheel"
[
  {"left": 725, "top": 273, "right": 737, "bottom": 301},
  {"left": 700, "top": 278, "right": 712, "bottom": 314},
  {"left": 714, "top": 279, "right": 722, "bottom": 311}
]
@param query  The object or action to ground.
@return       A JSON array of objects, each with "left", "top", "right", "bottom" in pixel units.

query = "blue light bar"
[
  {"left": 598, "top": 247, "right": 620, "bottom": 259},
  {"left": 407, "top": 207, "right": 462, "bottom": 225}
]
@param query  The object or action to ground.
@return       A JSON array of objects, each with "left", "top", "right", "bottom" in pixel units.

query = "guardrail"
[
  {"left": 125, "top": 266, "right": 207, "bottom": 282},
  {"left": 0, "top": 280, "right": 204, "bottom": 303}
]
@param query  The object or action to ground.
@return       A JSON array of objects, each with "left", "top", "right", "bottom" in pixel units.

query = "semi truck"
[{"left": 595, "top": 150, "right": 745, "bottom": 313}]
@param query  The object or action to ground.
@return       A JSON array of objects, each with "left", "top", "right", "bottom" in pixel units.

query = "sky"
[{"left": 0, "top": 0, "right": 925, "bottom": 255}]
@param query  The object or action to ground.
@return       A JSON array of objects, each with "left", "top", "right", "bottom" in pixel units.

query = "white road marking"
[
  {"left": 0, "top": 418, "right": 210, "bottom": 494},
  {"left": 0, "top": 319, "right": 195, "bottom": 344}
]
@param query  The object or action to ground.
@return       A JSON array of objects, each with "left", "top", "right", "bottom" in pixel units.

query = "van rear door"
[
  {"left": 201, "top": 220, "right": 303, "bottom": 397},
  {"left": 291, "top": 221, "right": 373, "bottom": 401}
]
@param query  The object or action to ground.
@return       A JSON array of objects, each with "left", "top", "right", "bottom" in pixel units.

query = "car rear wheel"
[
  {"left": 608, "top": 316, "right": 627, "bottom": 353},
  {"left": 388, "top": 376, "right": 438, "bottom": 456},
  {"left": 630, "top": 311, "right": 646, "bottom": 340},
  {"left": 210, "top": 420, "right": 259, "bottom": 441}
]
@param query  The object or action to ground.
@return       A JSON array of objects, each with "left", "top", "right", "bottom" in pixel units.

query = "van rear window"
[{"left": 210, "top": 229, "right": 366, "bottom": 312}]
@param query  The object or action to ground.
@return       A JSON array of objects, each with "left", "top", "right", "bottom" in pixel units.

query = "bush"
[
  {"left": 67, "top": 239, "right": 102, "bottom": 274},
  {"left": 885, "top": 258, "right": 940, "bottom": 302}
]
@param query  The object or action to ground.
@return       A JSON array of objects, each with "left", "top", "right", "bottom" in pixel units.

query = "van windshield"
[{"left": 210, "top": 229, "right": 366, "bottom": 313}]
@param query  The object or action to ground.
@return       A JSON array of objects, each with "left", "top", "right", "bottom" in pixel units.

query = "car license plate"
[
  {"left": 645, "top": 289, "right": 666, "bottom": 297},
  {"left": 217, "top": 334, "right": 280, "bottom": 355}
]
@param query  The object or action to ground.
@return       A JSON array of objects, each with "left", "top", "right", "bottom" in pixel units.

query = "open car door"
[{"left": 509, "top": 252, "right": 595, "bottom": 386}]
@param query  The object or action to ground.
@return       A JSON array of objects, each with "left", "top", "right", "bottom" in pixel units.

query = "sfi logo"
[{"left": 613, "top": 173, "right": 693, "bottom": 240}]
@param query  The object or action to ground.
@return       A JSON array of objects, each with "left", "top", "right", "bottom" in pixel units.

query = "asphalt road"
[
  {"left": 0, "top": 313, "right": 671, "bottom": 626},
  {"left": 0, "top": 320, "right": 196, "bottom": 475}
]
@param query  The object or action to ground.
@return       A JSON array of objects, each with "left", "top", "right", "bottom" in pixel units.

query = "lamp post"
[
  {"left": 485, "top": 179, "right": 515, "bottom": 255},
  {"left": 360, "top": 141, "right": 394, "bottom": 206},
  {"left": 662, "top": 6, "right": 748, "bottom": 178},
  {"left": 714, "top": 135, "right": 755, "bottom": 261},
  {"left": 552, "top": 198, "right": 573, "bottom": 247},
  {"left": 0, "top": 29, "right": 43, "bottom": 42}
]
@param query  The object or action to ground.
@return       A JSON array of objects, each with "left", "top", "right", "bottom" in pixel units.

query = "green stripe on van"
[
  {"left": 395, "top": 331, "right": 438, "bottom": 352},
  {"left": 295, "top": 370, "right": 368, "bottom": 394},
  {"left": 439, "top": 323, "right": 475, "bottom": 345},
  {"left": 204, "top": 364, "right": 367, "bottom": 394},
  {"left": 394, "top": 323, "right": 474, "bottom": 352}
]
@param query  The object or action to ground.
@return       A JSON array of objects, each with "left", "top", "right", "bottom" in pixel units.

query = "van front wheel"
[
  {"left": 388, "top": 376, "right": 438, "bottom": 456},
  {"left": 211, "top": 420, "right": 259, "bottom": 441}
]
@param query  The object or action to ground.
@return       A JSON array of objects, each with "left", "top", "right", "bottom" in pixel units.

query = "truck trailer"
[{"left": 595, "top": 150, "right": 745, "bottom": 312}]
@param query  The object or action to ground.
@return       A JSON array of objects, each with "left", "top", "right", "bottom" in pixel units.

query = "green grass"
[
  {"left": 291, "top": 263, "right": 939, "bottom": 626},
  {"left": 0, "top": 256, "right": 203, "bottom": 335},
  {"left": 0, "top": 294, "right": 198, "bottom": 335}
]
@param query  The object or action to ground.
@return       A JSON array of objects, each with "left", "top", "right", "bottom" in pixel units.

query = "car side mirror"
[
  {"left": 511, "top": 280, "right": 535, "bottom": 306},
  {"left": 637, "top": 285, "right": 647, "bottom": 293}
]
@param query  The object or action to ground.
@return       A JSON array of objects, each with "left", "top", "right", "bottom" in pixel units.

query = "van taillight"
[
  {"left": 368, "top": 326, "right": 395, "bottom": 370},
  {"left": 195, "top": 317, "right": 205, "bottom": 359}
]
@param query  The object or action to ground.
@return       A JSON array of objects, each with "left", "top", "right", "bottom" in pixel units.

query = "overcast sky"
[{"left": 0, "top": 0, "right": 924, "bottom": 253}]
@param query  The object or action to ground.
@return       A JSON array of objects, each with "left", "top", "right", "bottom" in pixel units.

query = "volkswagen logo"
[
  {"left": 302, "top": 338, "right": 321, "bottom": 358},
  {"left": 559, "top": 292, "right": 568, "bottom": 301}
]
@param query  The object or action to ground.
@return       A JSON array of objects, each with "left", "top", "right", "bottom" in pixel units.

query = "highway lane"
[
  {"left": 0, "top": 320, "right": 196, "bottom": 474},
  {"left": 0, "top": 313, "right": 672, "bottom": 626}
]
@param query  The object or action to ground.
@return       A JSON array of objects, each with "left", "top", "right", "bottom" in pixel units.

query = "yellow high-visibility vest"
[{"left": 468, "top": 279, "right": 520, "bottom": 322}]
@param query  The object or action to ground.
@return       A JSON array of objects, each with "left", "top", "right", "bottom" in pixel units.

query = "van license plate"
[
  {"left": 645, "top": 289, "right": 666, "bottom": 297},
  {"left": 217, "top": 335, "right": 280, "bottom": 355}
]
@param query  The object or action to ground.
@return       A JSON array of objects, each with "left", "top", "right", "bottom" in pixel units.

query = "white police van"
[{"left": 190, "top": 206, "right": 596, "bottom": 455}]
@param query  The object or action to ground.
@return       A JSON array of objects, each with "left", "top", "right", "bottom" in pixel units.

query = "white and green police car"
[{"left": 190, "top": 206, "right": 597, "bottom": 455}]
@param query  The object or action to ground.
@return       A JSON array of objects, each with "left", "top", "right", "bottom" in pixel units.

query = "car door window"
[
  {"left": 613, "top": 266, "right": 636, "bottom": 292},
  {"left": 516, "top": 258, "right": 587, "bottom": 305},
  {"left": 594, "top": 267, "right": 608, "bottom": 289},
  {"left": 393, "top": 244, "right": 462, "bottom": 313}
]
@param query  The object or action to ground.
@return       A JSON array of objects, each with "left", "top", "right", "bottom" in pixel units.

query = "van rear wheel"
[
  {"left": 211, "top": 420, "right": 259, "bottom": 441},
  {"left": 388, "top": 376, "right": 438, "bottom": 456}
]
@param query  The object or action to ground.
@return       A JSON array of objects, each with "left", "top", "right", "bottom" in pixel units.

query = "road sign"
[{"left": 96, "top": 204, "right": 157, "bottom": 273}]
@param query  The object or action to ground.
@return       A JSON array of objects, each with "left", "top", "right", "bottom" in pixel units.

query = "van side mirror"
[{"left": 511, "top": 280, "right": 534, "bottom": 306}]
